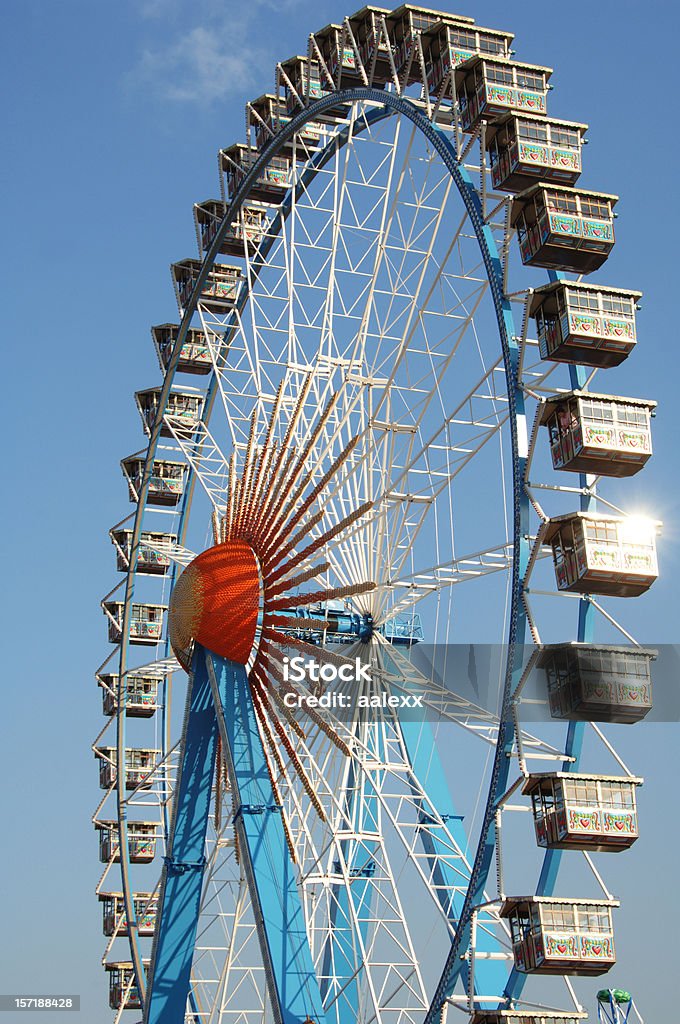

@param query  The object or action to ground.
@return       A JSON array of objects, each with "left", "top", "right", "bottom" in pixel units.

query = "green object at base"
[{"left": 597, "top": 989, "right": 632, "bottom": 1004}]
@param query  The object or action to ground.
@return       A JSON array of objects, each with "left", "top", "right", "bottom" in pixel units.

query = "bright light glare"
[{"left": 619, "top": 515, "right": 658, "bottom": 546}]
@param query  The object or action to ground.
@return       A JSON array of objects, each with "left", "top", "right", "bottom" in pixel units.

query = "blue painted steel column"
[
  {"left": 379, "top": 644, "right": 507, "bottom": 998},
  {"left": 207, "top": 651, "right": 327, "bottom": 1024},
  {"left": 319, "top": 753, "right": 375, "bottom": 1023},
  {"left": 399, "top": 715, "right": 508, "bottom": 998},
  {"left": 145, "top": 647, "right": 220, "bottom": 1023}
]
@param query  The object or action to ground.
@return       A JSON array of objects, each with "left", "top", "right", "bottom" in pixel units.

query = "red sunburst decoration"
[{"left": 168, "top": 375, "right": 376, "bottom": 858}]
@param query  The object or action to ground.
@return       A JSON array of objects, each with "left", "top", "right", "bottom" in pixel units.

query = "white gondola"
[
  {"left": 524, "top": 772, "right": 642, "bottom": 851},
  {"left": 544, "top": 512, "right": 660, "bottom": 597},
  {"left": 501, "top": 897, "right": 618, "bottom": 976},
  {"left": 540, "top": 391, "right": 655, "bottom": 477},
  {"left": 529, "top": 282, "right": 641, "bottom": 367}
]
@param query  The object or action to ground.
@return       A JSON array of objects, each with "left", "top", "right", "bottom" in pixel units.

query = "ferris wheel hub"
[{"left": 169, "top": 540, "right": 259, "bottom": 668}]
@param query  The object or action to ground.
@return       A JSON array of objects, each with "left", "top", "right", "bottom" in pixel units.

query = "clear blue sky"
[{"left": 1, "top": 1, "right": 678, "bottom": 1021}]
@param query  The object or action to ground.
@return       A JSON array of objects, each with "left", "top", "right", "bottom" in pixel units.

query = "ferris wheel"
[{"left": 93, "top": 7, "right": 660, "bottom": 1024}]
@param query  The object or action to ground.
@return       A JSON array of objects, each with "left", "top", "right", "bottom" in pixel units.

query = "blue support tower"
[
  {"left": 376, "top": 644, "right": 509, "bottom": 999},
  {"left": 144, "top": 646, "right": 220, "bottom": 1023},
  {"left": 207, "top": 651, "right": 327, "bottom": 1024},
  {"left": 400, "top": 714, "right": 509, "bottom": 1000},
  {"left": 319, "top": 753, "right": 378, "bottom": 1024},
  {"left": 145, "top": 646, "right": 327, "bottom": 1024}
]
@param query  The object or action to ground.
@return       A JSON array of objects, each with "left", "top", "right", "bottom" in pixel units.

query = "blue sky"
[{"left": 1, "top": 1, "right": 679, "bottom": 1020}]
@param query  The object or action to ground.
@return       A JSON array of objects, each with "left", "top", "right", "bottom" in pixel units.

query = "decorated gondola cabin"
[
  {"left": 103, "top": 600, "right": 167, "bottom": 645},
  {"left": 486, "top": 114, "right": 586, "bottom": 192},
  {"left": 99, "top": 892, "right": 158, "bottom": 937},
  {"left": 95, "top": 820, "right": 159, "bottom": 864},
  {"left": 121, "top": 455, "right": 186, "bottom": 506},
  {"left": 544, "top": 512, "right": 659, "bottom": 597},
  {"left": 455, "top": 56, "right": 552, "bottom": 132},
  {"left": 247, "top": 93, "right": 324, "bottom": 153},
  {"left": 105, "top": 962, "right": 149, "bottom": 1011},
  {"left": 539, "top": 392, "right": 655, "bottom": 477},
  {"left": 194, "top": 199, "right": 269, "bottom": 255},
  {"left": 248, "top": 92, "right": 287, "bottom": 145},
  {"left": 219, "top": 143, "right": 292, "bottom": 203},
  {"left": 423, "top": 20, "right": 513, "bottom": 96},
  {"left": 313, "top": 22, "right": 364, "bottom": 88},
  {"left": 95, "top": 746, "right": 160, "bottom": 790},
  {"left": 152, "top": 323, "right": 211, "bottom": 375},
  {"left": 110, "top": 529, "right": 176, "bottom": 575},
  {"left": 387, "top": 5, "right": 474, "bottom": 81},
  {"left": 171, "top": 258, "right": 241, "bottom": 314},
  {"left": 348, "top": 6, "right": 394, "bottom": 83},
  {"left": 279, "top": 56, "right": 330, "bottom": 113},
  {"left": 511, "top": 184, "right": 617, "bottom": 273},
  {"left": 98, "top": 672, "right": 159, "bottom": 718},
  {"left": 500, "top": 896, "right": 618, "bottom": 975},
  {"left": 529, "top": 282, "right": 641, "bottom": 367},
  {"left": 537, "top": 644, "right": 655, "bottom": 724},
  {"left": 523, "top": 773, "right": 642, "bottom": 852},
  {"left": 135, "top": 387, "right": 203, "bottom": 439}
]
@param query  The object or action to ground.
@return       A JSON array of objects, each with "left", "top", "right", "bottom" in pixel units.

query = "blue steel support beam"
[
  {"left": 319, "top": 754, "right": 376, "bottom": 1023},
  {"left": 400, "top": 716, "right": 509, "bottom": 1000},
  {"left": 144, "top": 647, "right": 220, "bottom": 1023},
  {"left": 206, "top": 651, "right": 327, "bottom": 1024},
  {"left": 378, "top": 646, "right": 507, "bottom": 999}
]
